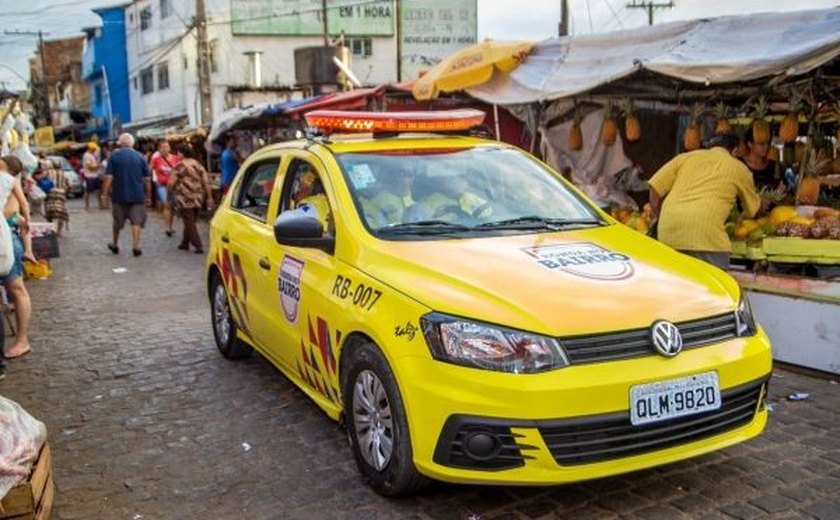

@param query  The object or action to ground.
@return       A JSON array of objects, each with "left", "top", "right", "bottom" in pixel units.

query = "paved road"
[{"left": 2, "top": 200, "right": 839, "bottom": 519}]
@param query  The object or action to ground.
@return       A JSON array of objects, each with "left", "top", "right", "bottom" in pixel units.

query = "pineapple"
[
  {"left": 569, "top": 105, "right": 583, "bottom": 151},
  {"left": 828, "top": 224, "right": 840, "bottom": 240},
  {"left": 601, "top": 102, "right": 618, "bottom": 146},
  {"left": 622, "top": 98, "right": 641, "bottom": 142},
  {"left": 714, "top": 102, "right": 732, "bottom": 135},
  {"left": 751, "top": 96, "right": 770, "bottom": 143},
  {"left": 683, "top": 103, "right": 704, "bottom": 151},
  {"left": 796, "top": 150, "right": 826, "bottom": 206},
  {"left": 779, "top": 89, "right": 802, "bottom": 143}
]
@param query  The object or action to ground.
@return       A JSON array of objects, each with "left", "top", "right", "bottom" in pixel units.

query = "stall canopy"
[
  {"left": 465, "top": 8, "right": 840, "bottom": 105},
  {"left": 284, "top": 86, "right": 386, "bottom": 115},
  {"left": 207, "top": 97, "right": 315, "bottom": 145}
]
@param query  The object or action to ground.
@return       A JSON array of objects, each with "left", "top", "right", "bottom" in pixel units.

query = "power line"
[
  {"left": 603, "top": 0, "right": 626, "bottom": 29},
  {"left": 17, "top": 0, "right": 100, "bottom": 17},
  {"left": 626, "top": 1, "right": 674, "bottom": 25},
  {"left": 585, "top": 0, "right": 595, "bottom": 33}
]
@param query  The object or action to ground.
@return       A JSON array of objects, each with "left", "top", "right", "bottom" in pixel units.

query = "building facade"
[
  {"left": 82, "top": 5, "right": 132, "bottom": 139},
  {"left": 29, "top": 36, "right": 91, "bottom": 131}
]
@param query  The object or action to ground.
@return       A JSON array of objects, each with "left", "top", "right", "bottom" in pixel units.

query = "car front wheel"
[
  {"left": 210, "top": 272, "right": 252, "bottom": 360},
  {"left": 343, "top": 341, "right": 429, "bottom": 496}
]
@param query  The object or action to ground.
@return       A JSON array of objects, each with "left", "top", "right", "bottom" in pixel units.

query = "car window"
[
  {"left": 278, "top": 158, "right": 334, "bottom": 237},
  {"left": 232, "top": 160, "right": 280, "bottom": 221},
  {"left": 336, "top": 146, "right": 599, "bottom": 235}
]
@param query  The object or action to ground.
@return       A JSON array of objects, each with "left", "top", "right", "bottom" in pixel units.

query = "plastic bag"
[
  {"left": 0, "top": 217, "right": 13, "bottom": 277},
  {"left": 24, "top": 259, "right": 52, "bottom": 280},
  {"left": 0, "top": 396, "right": 47, "bottom": 498}
]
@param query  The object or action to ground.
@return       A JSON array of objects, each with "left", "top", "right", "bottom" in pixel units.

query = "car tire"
[
  {"left": 210, "top": 272, "right": 252, "bottom": 360},
  {"left": 343, "top": 341, "right": 430, "bottom": 497}
]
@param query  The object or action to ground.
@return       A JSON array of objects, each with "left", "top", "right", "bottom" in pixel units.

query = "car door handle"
[
  {"left": 221, "top": 234, "right": 230, "bottom": 243},
  {"left": 258, "top": 257, "right": 271, "bottom": 270}
]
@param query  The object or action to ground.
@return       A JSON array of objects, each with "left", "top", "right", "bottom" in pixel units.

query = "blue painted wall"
[{"left": 83, "top": 5, "right": 131, "bottom": 137}]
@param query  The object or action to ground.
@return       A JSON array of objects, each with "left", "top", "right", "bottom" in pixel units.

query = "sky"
[{"left": 1, "top": 0, "right": 838, "bottom": 90}]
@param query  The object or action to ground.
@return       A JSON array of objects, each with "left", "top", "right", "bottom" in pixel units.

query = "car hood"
[{"left": 358, "top": 225, "right": 739, "bottom": 335}]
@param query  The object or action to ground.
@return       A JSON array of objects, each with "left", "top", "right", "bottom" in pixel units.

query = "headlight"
[
  {"left": 735, "top": 295, "right": 757, "bottom": 337},
  {"left": 420, "top": 313, "right": 570, "bottom": 374}
]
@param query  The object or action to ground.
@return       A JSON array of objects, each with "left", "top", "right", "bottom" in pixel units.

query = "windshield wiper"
[
  {"left": 377, "top": 220, "right": 472, "bottom": 235},
  {"left": 475, "top": 216, "right": 603, "bottom": 231}
]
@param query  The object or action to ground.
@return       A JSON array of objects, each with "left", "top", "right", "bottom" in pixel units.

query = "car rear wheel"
[
  {"left": 210, "top": 272, "right": 252, "bottom": 360},
  {"left": 343, "top": 341, "right": 429, "bottom": 496}
]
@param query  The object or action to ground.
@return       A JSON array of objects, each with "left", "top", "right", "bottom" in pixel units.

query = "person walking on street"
[
  {"left": 102, "top": 133, "right": 152, "bottom": 257},
  {"left": 0, "top": 156, "right": 34, "bottom": 360},
  {"left": 648, "top": 133, "right": 761, "bottom": 270},
  {"left": 82, "top": 141, "right": 104, "bottom": 210},
  {"left": 168, "top": 145, "right": 213, "bottom": 253},
  {"left": 42, "top": 159, "right": 70, "bottom": 236},
  {"left": 149, "top": 139, "right": 180, "bottom": 237},
  {"left": 219, "top": 135, "right": 240, "bottom": 195}
]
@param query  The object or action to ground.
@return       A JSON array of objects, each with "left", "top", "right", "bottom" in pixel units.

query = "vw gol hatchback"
[{"left": 206, "top": 110, "right": 771, "bottom": 496}]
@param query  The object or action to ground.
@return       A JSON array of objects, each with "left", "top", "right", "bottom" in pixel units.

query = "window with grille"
[
  {"left": 157, "top": 62, "right": 170, "bottom": 90},
  {"left": 348, "top": 38, "right": 372, "bottom": 57},
  {"left": 140, "top": 6, "right": 152, "bottom": 30},
  {"left": 140, "top": 67, "right": 154, "bottom": 94}
]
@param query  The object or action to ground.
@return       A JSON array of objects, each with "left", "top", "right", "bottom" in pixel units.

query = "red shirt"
[{"left": 149, "top": 152, "right": 180, "bottom": 186}]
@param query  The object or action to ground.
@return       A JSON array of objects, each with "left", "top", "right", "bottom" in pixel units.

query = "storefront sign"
[
  {"left": 232, "top": 0, "right": 394, "bottom": 36},
  {"left": 400, "top": 0, "right": 477, "bottom": 81}
]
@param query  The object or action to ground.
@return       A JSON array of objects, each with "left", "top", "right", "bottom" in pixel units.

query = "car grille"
[
  {"left": 539, "top": 378, "right": 766, "bottom": 466},
  {"left": 434, "top": 417, "right": 535, "bottom": 471},
  {"left": 561, "top": 312, "right": 738, "bottom": 365}
]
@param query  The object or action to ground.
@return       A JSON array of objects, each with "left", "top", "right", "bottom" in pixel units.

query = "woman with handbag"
[
  {"left": 40, "top": 159, "right": 70, "bottom": 236},
  {"left": 168, "top": 145, "right": 213, "bottom": 254}
]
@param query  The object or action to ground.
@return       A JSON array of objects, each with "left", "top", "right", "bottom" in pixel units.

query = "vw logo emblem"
[{"left": 650, "top": 320, "right": 683, "bottom": 357}]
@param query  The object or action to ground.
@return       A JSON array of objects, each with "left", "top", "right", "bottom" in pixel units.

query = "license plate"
[{"left": 630, "top": 372, "right": 721, "bottom": 426}]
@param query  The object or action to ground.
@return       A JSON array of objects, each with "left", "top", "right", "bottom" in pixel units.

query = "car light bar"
[{"left": 304, "top": 109, "right": 486, "bottom": 134}]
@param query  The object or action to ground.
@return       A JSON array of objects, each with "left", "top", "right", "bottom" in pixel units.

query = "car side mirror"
[{"left": 273, "top": 211, "right": 335, "bottom": 255}]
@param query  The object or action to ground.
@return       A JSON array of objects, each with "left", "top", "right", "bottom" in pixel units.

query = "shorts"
[
  {"left": 0, "top": 232, "right": 24, "bottom": 283},
  {"left": 85, "top": 177, "right": 101, "bottom": 193},
  {"left": 112, "top": 203, "right": 147, "bottom": 229},
  {"left": 155, "top": 184, "right": 168, "bottom": 205}
]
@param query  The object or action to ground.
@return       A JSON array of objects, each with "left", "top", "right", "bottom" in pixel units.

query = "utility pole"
[
  {"left": 5, "top": 29, "right": 50, "bottom": 125},
  {"left": 626, "top": 1, "right": 674, "bottom": 25},
  {"left": 321, "top": 0, "right": 329, "bottom": 46},
  {"left": 195, "top": 0, "right": 213, "bottom": 125},
  {"left": 559, "top": 0, "right": 569, "bottom": 36}
]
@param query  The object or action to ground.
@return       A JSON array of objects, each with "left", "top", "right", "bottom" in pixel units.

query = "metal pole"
[
  {"left": 559, "top": 0, "right": 569, "bottom": 36},
  {"left": 395, "top": 0, "right": 402, "bottom": 82},
  {"left": 322, "top": 0, "right": 329, "bottom": 46},
  {"left": 196, "top": 0, "right": 213, "bottom": 125}
]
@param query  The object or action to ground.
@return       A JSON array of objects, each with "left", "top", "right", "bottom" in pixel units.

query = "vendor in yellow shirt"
[{"left": 648, "top": 133, "right": 761, "bottom": 270}]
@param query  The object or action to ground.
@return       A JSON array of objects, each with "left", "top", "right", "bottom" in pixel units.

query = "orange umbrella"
[{"left": 412, "top": 41, "right": 534, "bottom": 101}]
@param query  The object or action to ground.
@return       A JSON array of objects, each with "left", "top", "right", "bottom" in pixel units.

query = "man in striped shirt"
[{"left": 648, "top": 133, "right": 761, "bottom": 270}]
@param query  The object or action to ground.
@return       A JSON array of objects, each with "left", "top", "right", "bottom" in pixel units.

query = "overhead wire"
[{"left": 585, "top": 0, "right": 595, "bottom": 33}]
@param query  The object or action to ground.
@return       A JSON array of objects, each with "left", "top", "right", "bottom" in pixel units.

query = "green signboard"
[
  {"left": 232, "top": 0, "right": 395, "bottom": 36},
  {"left": 399, "top": 0, "right": 477, "bottom": 80}
]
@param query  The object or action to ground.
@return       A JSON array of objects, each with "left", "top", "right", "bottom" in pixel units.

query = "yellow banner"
[{"left": 34, "top": 126, "right": 55, "bottom": 148}]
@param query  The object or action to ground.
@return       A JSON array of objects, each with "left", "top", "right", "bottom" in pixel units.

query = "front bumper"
[{"left": 397, "top": 328, "right": 772, "bottom": 485}]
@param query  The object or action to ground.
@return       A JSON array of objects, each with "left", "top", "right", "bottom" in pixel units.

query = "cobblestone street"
[{"left": 1, "top": 200, "right": 839, "bottom": 520}]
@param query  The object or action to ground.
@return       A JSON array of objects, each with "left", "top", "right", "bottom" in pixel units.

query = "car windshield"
[{"left": 336, "top": 146, "right": 601, "bottom": 238}]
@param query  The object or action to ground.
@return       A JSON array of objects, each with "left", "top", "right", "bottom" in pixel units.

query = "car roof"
[{"left": 256, "top": 133, "right": 503, "bottom": 157}]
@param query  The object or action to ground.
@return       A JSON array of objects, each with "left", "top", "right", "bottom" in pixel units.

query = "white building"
[{"left": 124, "top": 0, "right": 401, "bottom": 131}]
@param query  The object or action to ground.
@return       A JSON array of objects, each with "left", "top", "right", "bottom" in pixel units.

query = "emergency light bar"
[{"left": 304, "top": 109, "right": 486, "bottom": 134}]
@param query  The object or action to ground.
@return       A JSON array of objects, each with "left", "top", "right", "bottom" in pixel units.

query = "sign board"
[
  {"left": 400, "top": 0, "right": 477, "bottom": 81},
  {"left": 232, "top": 0, "right": 394, "bottom": 36},
  {"left": 34, "top": 126, "right": 55, "bottom": 149}
]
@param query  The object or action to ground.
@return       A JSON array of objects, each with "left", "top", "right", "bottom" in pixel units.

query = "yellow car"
[{"left": 206, "top": 110, "right": 771, "bottom": 496}]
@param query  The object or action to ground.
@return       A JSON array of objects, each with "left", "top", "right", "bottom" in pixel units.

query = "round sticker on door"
[{"left": 278, "top": 255, "right": 305, "bottom": 323}]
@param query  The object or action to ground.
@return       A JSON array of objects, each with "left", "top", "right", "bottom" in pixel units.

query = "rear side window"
[{"left": 232, "top": 160, "right": 280, "bottom": 221}]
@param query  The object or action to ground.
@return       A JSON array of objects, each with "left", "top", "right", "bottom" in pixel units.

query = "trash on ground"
[
  {"left": 787, "top": 392, "right": 810, "bottom": 401},
  {"left": 242, "top": 442, "right": 252, "bottom": 452},
  {"left": 112, "top": 267, "right": 128, "bottom": 274}
]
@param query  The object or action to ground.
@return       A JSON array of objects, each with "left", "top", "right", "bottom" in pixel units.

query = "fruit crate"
[
  {"left": 730, "top": 240, "right": 767, "bottom": 261},
  {"left": 0, "top": 443, "right": 54, "bottom": 520},
  {"left": 763, "top": 237, "right": 840, "bottom": 264}
]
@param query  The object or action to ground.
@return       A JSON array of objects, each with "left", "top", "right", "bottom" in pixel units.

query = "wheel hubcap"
[
  {"left": 353, "top": 370, "right": 393, "bottom": 471},
  {"left": 213, "top": 284, "right": 231, "bottom": 345}
]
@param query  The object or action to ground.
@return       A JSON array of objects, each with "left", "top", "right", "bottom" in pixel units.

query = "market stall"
[{"left": 422, "top": 8, "right": 840, "bottom": 373}]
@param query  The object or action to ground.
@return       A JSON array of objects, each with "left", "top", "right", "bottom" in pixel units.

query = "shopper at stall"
[
  {"left": 219, "top": 135, "right": 240, "bottom": 195},
  {"left": 741, "top": 127, "right": 783, "bottom": 191},
  {"left": 648, "top": 133, "right": 761, "bottom": 270},
  {"left": 42, "top": 159, "right": 70, "bottom": 236},
  {"left": 149, "top": 139, "right": 180, "bottom": 237},
  {"left": 102, "top": 133, "right": 152, "bottom": 257},
  {"left": 168, "top": 145, "right": 213, "bottom": 254},
  {"left": 0, "top": 156, "right": 34, "bottom": 360},
  {"left": 82, "top": 141, "right": 104, "bottom": 210}
]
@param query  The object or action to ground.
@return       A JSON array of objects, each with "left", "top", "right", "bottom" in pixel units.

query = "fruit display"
[
  {"left": 751, "top": 96, "right": 770, "bottom": 143},
  {"left": 683, "top": 104, "right": 703, "bottom": 151},
  {"left": 622, "top": 99, "right": 641, "bottom": 143},
  {"left": 728, "top": 204, "right": 840, "bottom": 242},
  {"left": 778, "top": 90, "right": 802, "bottom": 143},
  {"left": 611, "top": 204, "right": 651, "bottom": 234},
  {"left": 601, "top": 102, "right": 618, "bottom": 146},
  {"left": 714, "top": 102, "right": 732, "bottom": 135}
]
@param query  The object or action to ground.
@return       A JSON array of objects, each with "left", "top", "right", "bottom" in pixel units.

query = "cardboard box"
[{"left": 0, "top": 443, "right": 54, "bottom": 520}]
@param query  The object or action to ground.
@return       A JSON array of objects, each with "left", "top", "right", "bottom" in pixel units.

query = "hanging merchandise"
[
  {"left": 568, "top": 104, "right": 583, "bottom": 151},
  {"left": 714, "top": 102, "right": 733, "bottom": 135},
  {"left": 600, "top": 101, "right": 618, "bottom": 146},
  {"left": 751, "top": 96, "right": 771, "bottom": 143},
  {"left": 622, "top": 98, "right": 641, "bottom": 142},
  {"left": 683, "top": 103, "right": 703, "bottom": 151}
]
